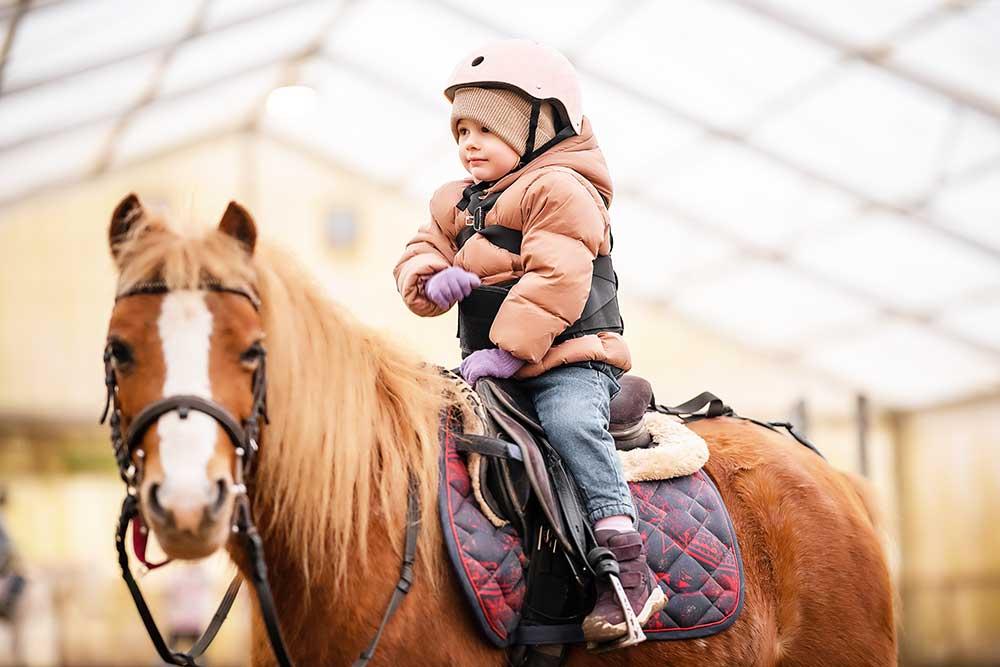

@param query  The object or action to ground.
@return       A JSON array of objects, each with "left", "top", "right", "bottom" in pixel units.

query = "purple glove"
[
  {"left": 424, "top": 266, "right": 481, "bottom": 309},
  {"left": 460, "top": 348, "right": 526, "bottom": 386}
]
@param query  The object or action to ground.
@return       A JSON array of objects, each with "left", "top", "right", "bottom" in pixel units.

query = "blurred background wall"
[{"left": 0, "top": 0, "right": 998, "bottom": 665}]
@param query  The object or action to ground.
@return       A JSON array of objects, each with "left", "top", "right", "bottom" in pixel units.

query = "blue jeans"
[{"left": 519, "top": 362, "right": 636, "bottom": 524}]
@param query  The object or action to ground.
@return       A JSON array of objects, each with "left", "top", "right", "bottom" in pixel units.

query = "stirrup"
[{"left": 585, "top": 573, "right": 646, "bottom": 653}]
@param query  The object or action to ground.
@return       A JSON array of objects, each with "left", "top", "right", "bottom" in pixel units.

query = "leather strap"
[
  {"left": 126, "top": 395, "right": 246, "bottom": 455},
  {"left": 652, "top": 391, "right": 733, "bottom": 420},
  {"left": 652, "top": 392, "right": 825, "bottom": 459},
  {"left": 453, "top": 432, "right": 524, "bottom": 461},
  {"left": 188, "top": 575, "right": 242, "bottom": 659},
  {"left": 353, "top": 484, "right": 421, "bottom": 666}
]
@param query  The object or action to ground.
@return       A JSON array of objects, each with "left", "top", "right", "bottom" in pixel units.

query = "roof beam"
[
  {"left": 0, "top": 0, "right": 67, "bottom": 22},
  {"left": 727, "top": 0, "right": 1000, "bottom": 124},
  {"left": 0, "top": 0, "right": 30, "bottom": 93},
  {"left": 0, "top": 0, "right": 327, "bottom": 98}
]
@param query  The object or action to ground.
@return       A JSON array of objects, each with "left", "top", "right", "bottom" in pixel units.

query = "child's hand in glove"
[
  {"left": 424, "top": 266, "right": 481, "bottom": 309},
  {"left": 460, "top": 348, "right": 525, "bottom": 386}
]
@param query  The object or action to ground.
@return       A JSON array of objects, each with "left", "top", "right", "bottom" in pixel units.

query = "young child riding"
[{"left": 393, "top": 39, "right": 666, "bottom": 642}]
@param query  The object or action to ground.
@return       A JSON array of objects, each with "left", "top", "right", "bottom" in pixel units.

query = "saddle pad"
[{"left": 439, "top": 414, "right": 745, "bottom": 647}]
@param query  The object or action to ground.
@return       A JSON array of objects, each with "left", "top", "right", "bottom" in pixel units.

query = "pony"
[{"left": 103, "top": 194, "right": 896, "bottom": 666}]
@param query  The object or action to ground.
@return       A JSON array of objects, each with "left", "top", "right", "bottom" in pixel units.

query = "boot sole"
[{"left": 582, "top": 586, "right": 668, "bottom": 644}]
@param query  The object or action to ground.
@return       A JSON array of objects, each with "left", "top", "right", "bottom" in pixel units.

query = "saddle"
[
  {"left": 460, "top": 374, "right": 655, "bottom": 563},
  {"left": 447, "top": 375, "right": 750, "bottom": 665}
]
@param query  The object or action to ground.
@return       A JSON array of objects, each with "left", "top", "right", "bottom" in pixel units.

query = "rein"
[{"left": 102, "top": 281, "right": 420, "bottom": 667}]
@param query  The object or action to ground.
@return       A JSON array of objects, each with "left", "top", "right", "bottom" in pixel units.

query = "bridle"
[{"left": 102, "top": 280, "right": 419, "bottom": 667}]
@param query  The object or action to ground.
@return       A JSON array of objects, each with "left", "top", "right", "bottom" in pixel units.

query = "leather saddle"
[{"left": 457, "top": 374, "right": 655, "bottom": 564}]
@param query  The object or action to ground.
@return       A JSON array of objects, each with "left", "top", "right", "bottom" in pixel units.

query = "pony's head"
[{"left": 105, "top": 194, "right": 262, "bottom": 559}]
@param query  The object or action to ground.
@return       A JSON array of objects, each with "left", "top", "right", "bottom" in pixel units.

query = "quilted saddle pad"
[{"left": 439, "top": 413, "right": 745, "bottom": 647}]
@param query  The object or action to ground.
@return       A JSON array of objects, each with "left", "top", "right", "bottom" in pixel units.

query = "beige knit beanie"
[{"left": 451, "top": 86, "right": 557, "bottom": 156}]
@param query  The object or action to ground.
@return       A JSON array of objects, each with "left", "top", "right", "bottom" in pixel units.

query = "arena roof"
[{"left": 1, "top": 0, "right": 998, "bottom": 410}]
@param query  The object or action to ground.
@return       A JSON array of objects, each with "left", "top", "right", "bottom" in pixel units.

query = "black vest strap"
[
  {"left": 457, "top": 255, "right": 623, "bottom": 356},
  {"left": 456, "top": 223, "right": 522, "bottom": 254}
]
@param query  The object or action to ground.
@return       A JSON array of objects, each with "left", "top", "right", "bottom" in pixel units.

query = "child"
[{"left": 393, "top": 39, "right": 666, "bottom": 642}]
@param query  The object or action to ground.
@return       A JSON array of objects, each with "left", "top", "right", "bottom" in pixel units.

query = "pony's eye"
[
  {"left": 240, "top": 342, "right": 265, "bottom": 368},
  {"left": 108, "top": 339, "right": 134, "bottom": 367}
]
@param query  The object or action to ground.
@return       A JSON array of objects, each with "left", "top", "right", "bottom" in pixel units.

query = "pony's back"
[{"left": 687, "top": 417, "right": 897, "bottom": 667}]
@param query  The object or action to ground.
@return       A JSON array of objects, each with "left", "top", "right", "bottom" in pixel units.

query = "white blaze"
[{"left": 157, "top": 291, "right": 216, "bottom": 510}]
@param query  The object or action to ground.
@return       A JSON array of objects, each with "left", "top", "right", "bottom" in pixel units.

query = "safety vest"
[{"left": 454, "top": 183, "right": 624, "bottom": 356}]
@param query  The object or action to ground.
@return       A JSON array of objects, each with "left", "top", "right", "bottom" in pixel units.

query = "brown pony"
[{"left": 104, "top": 194, "right": 896, "bottom": 666}]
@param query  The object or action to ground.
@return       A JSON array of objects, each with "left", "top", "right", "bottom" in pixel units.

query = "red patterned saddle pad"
[{"left": 439, "top": 414, "right": 744, "bottom": 647}]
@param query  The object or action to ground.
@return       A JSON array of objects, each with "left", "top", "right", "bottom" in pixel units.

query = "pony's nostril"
[
  {"left": 210, "top": 479, "right": 229, "bottom": 516},
  {"left": 148, "top": 483, "right": 168, "bottom": 520}
]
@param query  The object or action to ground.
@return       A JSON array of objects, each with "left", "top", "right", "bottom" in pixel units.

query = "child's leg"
[
  {"left": 520, "top": 364, "right": 635, "bottom": 526},
  {"left": 521, "top": 363, "right": 665, "bottom": 641}
]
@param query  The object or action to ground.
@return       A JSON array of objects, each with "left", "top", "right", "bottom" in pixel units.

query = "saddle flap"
[
  {"left": 488, "top": 407, "right": 572, "bottom": 552},
  {"left": 480, "top": 378, "right": 545, "bottom": 436}
]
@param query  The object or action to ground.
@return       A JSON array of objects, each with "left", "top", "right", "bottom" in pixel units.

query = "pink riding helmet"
[{"left": 444, "top": 39, "right": 584, "bottom": 137}]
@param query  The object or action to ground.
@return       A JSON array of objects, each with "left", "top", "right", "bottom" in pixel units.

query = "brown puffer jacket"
[{"left": 393, "top": 117, "right": 630, "bottom": 379}]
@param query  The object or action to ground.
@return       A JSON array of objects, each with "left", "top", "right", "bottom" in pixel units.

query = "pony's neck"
[{"left": 237, "top": 251, "right": 453, "bottom": 662}]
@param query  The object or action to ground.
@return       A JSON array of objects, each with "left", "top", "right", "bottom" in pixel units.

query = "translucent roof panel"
[
  {"left": 802, "top": 322, "right": 1000, "bottom": 408},
  {"left": 435, "top": 0, "right": 615, "bottom": 51},
  {"left": 670, "top": 260, "right": 877, "bottom": 349},
  {"left": 4, "top": 0, "right": 201, "bottom": 90},
  {"left": 204, "top": 0, "right": 312, "bottom": 30},
  {"left": 0, "top": 54, "right": 160, "bottom": 148},
  {"left": 611, "top": 197, "right": 735, "bottom": 301},
  {"left": 938, "top": 109, "right": 1000, "bottom": 181},
  {"left": 580, "top": 76, "right": 701, "bottom": 190},
  {"left": 263, "top": 60, "right": 443, "bottom": 182},
  {"left": 112, "top": 68, "right": 280, "bottom": 166},
  {"left": 580, "top": 0, "right": 836, "bottom": 130},
  {"left": 760, "top": 0, "right": 940, "bottom": 46},
  {"left": 941, "top": 302, "right": 1000, "bottom": 351},
  {"left": 648, "top": 138, "right": 858, "bottom": 250},
  {"left": 892, "top": 1, "right": 1000, "bottom": 110},
  {"left": 0, "top": 122, "right": 113, "bottom": 201},
  {"left": 160, "top": 2, "right": 340, "bottom": 96},
  {"left": 792, "top": 212, "right": 1000, "bottom": 313},
  {"left": 752, "top": 63, "right": 952, "bottom": 203},
  {"left": 928, "top": 169, "right": 1000, "bottom": 252},
  {"left": 324, "top": 0, "right": 500, "bottom": 108}
]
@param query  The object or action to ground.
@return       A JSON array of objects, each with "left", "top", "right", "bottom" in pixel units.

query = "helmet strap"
[{"left": 522, "top": 99, "right": 541, "bottom": 161}]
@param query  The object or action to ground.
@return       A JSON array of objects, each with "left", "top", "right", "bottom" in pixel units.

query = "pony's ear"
[
  {"left": 109, "top": 193, "right": 144, "bottom": 261},
  {"left": 219, "top": 201, "right": 256, "bottom": 255}
]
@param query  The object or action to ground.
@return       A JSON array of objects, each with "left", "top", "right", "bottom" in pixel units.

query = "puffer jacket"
[{"left": 393, "top": 117, "right": 630, "bottom": 379}]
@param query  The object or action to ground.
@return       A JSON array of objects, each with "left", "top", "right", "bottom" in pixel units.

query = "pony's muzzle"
[{"left": 145, "top": 477, "right": 231, "bottom": 535}]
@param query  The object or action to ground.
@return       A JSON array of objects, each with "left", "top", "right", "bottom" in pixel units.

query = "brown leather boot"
[{"left": 582, "top": 528, "right": 667, "bottom": 643}]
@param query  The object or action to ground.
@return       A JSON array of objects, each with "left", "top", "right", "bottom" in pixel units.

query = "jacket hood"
[{"left": 489, "top": 116, "right": 613, "bottom": 208}]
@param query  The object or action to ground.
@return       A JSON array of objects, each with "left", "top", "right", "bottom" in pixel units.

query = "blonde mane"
[{"left": 116, "top": 216, "right": 453, "bottom": 590}]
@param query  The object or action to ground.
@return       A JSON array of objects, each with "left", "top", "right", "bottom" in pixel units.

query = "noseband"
[{"left": 102, "top": 281, "right": 419, "bottom": 667}]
